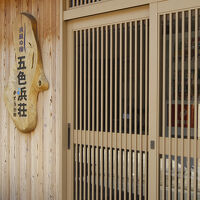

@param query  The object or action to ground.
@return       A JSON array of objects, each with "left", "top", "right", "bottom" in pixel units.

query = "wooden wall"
[{"left": 0, "top": 0, "right": 62, "bottom": 199}]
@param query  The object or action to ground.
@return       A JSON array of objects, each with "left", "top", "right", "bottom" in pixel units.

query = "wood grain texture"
[
  {"left": 0, "top": 0, "right": 62, "bottom": 199},
  {"left": 4, "top": 13, "right": 49, "bottom": 133}
]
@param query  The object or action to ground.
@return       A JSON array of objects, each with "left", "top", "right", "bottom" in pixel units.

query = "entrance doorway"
[{"left": 66, "top": 5, "right": 150, "bottom": 200}]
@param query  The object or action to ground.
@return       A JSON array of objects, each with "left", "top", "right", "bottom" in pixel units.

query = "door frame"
[
  {"left": 61, "top": 0, "right": 200, "bottom": 199},
  {"left": 64, "top": 5, "right": 154, "bottom": 200},
  {"left": 61, "top": 1, "right": 160, "bottom": 200}
]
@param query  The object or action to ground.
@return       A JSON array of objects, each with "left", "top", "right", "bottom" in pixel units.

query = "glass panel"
[
  {"left": 177, "top": 156, "right": 181, "bottom": 200},
  {"left": 108, "top": 148, "right": 110, "bottom": 199},
  {"left": 74, "top": 20, "right": 149, "bottom": 134},
  {"left": 127, "top": 150, "right": 130, "bottom": 199},
  {"left": 121, "top": 150, "right": 124, "bottom": 200},
  {"left": 159, "top": 10, "right": 200, "bottom": 139},
  {"left": 86, "top": 145, "right": 89, "bottom": 199},
  {"left": 137, "top": 151, "right": 140, "bottom": 197},
  {"left": 142, "top": 152, "right": 146, "bottom": 197},
  {"left": 183, "top": 157, "right": 187, "bottom": 199},
  {"left": 190, "top": 157, "right": 194, "bottom": 199},
  {"left": 165, "top": 155, "right": 169, "bottom": 200},
  {"left": 82, "top": 145, "right": 84, "bottom": 198},
  {"left": 171, "top": 155, "right": 175, "bottom": 200},
  {"left": 131, "top": 150, "right": 135, "bottom": 199},
  {"left": 74, "top": 144, "right": 76, "bottom": 199},
  {"left": 159, "top": 154, "right": 199, "bottom": 200},
  {"left": 159, "top": 154, "right": 163, "bottom": 199},
  {"left": 78, "top": 144, "right": 81, "bottom": 199},
  {"left": 117, "top": 149, "right": 119, "bottom": 199},
  {"left": 198, "top": 159, "right": 200, "bottom": 199}
]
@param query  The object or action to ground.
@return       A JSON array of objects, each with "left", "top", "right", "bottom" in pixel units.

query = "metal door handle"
[{"left": 68, "top": 123, "right": 71, "bottom": 149}]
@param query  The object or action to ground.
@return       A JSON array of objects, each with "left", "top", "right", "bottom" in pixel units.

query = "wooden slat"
[
  {"left": 0, "top": 5, "right": 4, "bottom": 200},
  {"left": 187, "top": 10, "right": 191, "bottom": 200},
  {"left": 162, "top": 14, "right": 166, "bottom": 200},
  {"left": 75, "top": 30, "right": 79, "bottom": 200},
  {"left": 145, "top": 18, "right": 148, "bottom": 200},
  {"left": 1, "top": 0, "right": 11, "bottom": 199},
  {"left": 84, "top": 29, "right": 87, "bottom": 200},
  {"left": 175, "top": 12, "right": 178, "bottom": 200},
  {"left": 105, "top": 25, "right": 108, "bottom": 200},
  {"left": 96, "top": 27, "right": 100, "bottom": 200},
  {"left": 100, "top": 26, "right": 104, "bottom": 200},
  {"left": 74, "top": 131, "right": 149, "bottom": 150},
  {"left": 114, "top": 24, "right": 118, "bottom": 200},
  {"left": 139, "top": 20, "right": 143, "bottom": 200},
  {"left": 68, "top": 0, "right": 104, "bottom": 8},
  {"left": 31, "top": 0, "right": 46, "bottom": 199},
  {"left": 9, "top": 0, "right": 21, "bottom": 199},
  {"left": 45, "top": 0, "right": 57, "bottom": 197},
  {"left": 80, "top": 30, "right": 83, "bottom": 200},
  {"left": 181, "top": 11, "right": 185, "bottom": 200},
  {"left": 109, "top": 25, "right": 113, "bottom": 200},
  {"left": 20, "top": 0, "right": 31, "bottom": 199},
  {"left": 129, "top": 21, "right": 133, "bottom": 200},
  {"left": 134, "top": 20, "right": 138, "bottom": 199},
  {"left": 124, "top": 22, "right": 127, "bottom": 200},
  {"left": 168, "top": 13, "right": 172, "bottom": 200},
  {"left": 92, "top": 27, "right": 95, "bottom": 200},
  {"left": 159, "top": 137, "right": 200, "bottom": 158},
  {"left": 119, "top": 23, "right": 122, "bottom": 200},
  {"left": 194, "top": 8, "right": 198, "bottom": 199},
  {"left": 88, "top": 28, "right": 91, "bottom": 200}
]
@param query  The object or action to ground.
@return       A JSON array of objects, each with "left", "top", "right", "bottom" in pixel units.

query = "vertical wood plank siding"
[{"left": 0, "top": 0, "right": 61, "bottom": 199}]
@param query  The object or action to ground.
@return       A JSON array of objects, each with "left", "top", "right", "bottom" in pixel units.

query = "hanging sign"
[{"left": 4, "top": 13, "right": 49, "bottom": 133}]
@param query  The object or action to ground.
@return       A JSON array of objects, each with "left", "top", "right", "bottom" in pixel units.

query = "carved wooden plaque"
[{"left": 4, "top": 13, "right": 49, "bottom": 133}]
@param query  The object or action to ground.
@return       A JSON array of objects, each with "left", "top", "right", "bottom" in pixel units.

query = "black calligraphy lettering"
[
  {"left": 18, "top": 87, "right": 27, "bottom": 101},
  {"left": 17, "top": 56, "right": 26, "bottom": 70},
  {"left": 17, "top": 71, "right": 26, "bottom": 85},
  {"left": 18, "top": 103, "right": 27, "bottom": 117}
]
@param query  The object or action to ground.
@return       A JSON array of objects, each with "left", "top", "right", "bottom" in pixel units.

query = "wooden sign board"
[{"left": 4, "top": 13, "right": 49, "bottom": 133}]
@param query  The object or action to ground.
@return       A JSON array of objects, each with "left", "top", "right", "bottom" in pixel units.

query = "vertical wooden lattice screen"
[
  {"left": 69, "top": 0, "right": 103, "bottom": 8},
  {"left": 73, "top": 19, "right": 149, "bottom": 200},
  {"left": 159, "top": 8, "right": 200, "bottom": 199}
]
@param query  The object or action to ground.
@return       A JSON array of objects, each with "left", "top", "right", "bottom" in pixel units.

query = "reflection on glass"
[
  {"left": 159, "top": 10, "right": 200, "bottom": 139},
  {"left": 177, "top": 156, "right": 181, "bottom": 200},
  {"left": 165, "top": 155, "right": 169, "bottom": 200},
  {"left": 159, "top": 154, "right": 164, "bottom": 199},
  {"left": 132, "top": 151, "right": 135, "bottom": 197},
  {"left": 142, "top": 152, "right": 146, "bottom": 197},
  {"left": 159, "top": 155, "right": 200, "bottom": 200},
  {"left": 127, "top": 150, "right": 130, "bottom": 199},
  {"left": 171, "top": 155, "right": 175, "bottom": 200},
  {"left": 198, "top": 159, "right": 200, "bottom": 199},
  {"left": 121, "top": 150, "right": 124, "bottom": 199},
  {"left": 183, "top": 157, "right": 187, "bottom": 199},
  {"left": 190, "top": 157, "right": 194, "bottom": 199}
]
